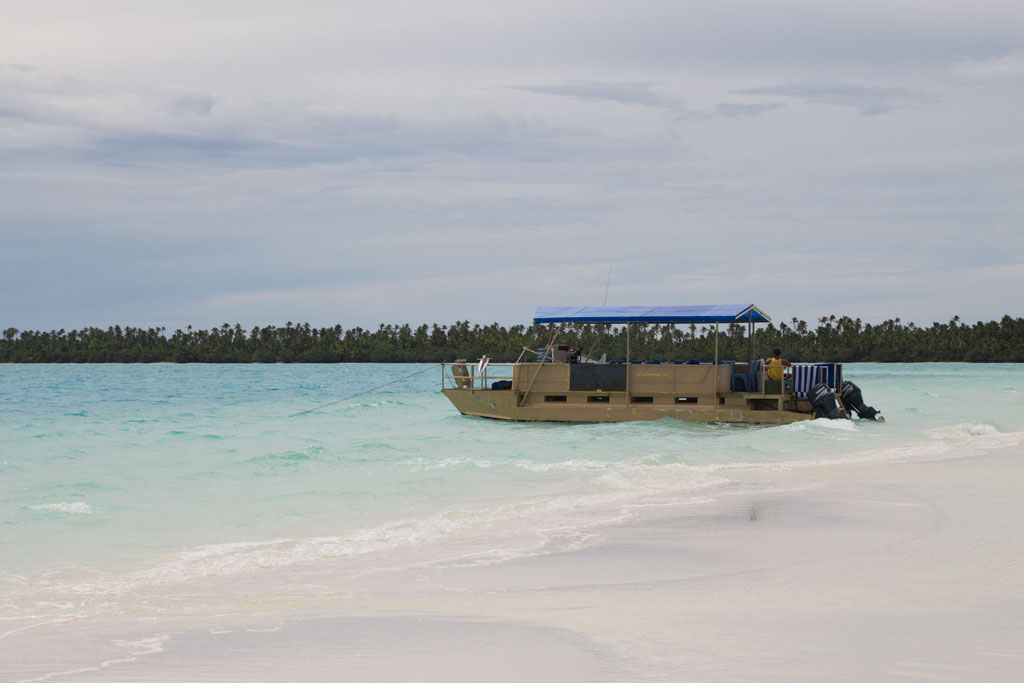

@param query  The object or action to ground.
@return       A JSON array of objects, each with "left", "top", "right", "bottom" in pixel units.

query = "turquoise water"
[{"left": 2, "top": 363, "right": 1023, "bottom": 619}]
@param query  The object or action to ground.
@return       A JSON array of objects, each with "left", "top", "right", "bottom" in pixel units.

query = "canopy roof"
[{"left": 533, "top": 305, "right": 770, "bottom": 324}]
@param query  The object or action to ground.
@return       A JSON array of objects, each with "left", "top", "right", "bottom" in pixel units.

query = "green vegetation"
[{"left": 2, "top": 315, "right": 1023, "bottom": 363}]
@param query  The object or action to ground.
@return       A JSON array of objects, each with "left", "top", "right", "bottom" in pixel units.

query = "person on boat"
[{"left": 765, "top": 348, "right": 792, "bottom": 382}]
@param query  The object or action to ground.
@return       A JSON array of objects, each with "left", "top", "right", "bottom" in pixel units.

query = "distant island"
[{"left": 2, "top": 315, "right": 1022, "bottom": 363}]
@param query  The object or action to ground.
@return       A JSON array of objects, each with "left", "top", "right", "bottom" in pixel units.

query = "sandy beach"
[{"left": 4, "top": 443, "right": 1022, "bottom": 682}]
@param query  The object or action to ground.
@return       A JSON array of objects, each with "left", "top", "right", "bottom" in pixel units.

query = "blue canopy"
[{"left": 533, "top": 304, "right": 770, "bottom": 324}]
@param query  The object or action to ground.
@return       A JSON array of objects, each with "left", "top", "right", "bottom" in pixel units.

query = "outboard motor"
[
  {"left": 808, "top": 383, "right": 848, "bottom": 420},
  {"left": 841, "top": 381, "right": 882, "bottom": 421}
]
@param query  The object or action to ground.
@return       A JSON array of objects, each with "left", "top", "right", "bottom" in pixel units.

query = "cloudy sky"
[{"left": 3, "top": 1, "right": 1022, "bottom": 331}]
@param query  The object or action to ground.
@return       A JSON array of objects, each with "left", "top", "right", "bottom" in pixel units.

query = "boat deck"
[{"left": 442, "top": 361, "right": 819, "bottom": 424}]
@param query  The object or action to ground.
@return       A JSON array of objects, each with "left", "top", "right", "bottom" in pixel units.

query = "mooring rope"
[{"left": 289, "top": 363, "right": 443, "bottom": 417}]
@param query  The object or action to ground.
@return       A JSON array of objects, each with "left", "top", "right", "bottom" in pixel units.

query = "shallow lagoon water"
[{"left": 2, "top": 363, "right": 1023, "bottom": 623}]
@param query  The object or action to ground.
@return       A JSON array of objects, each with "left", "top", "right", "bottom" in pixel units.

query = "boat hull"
[{"left": 442, "top": 389, "right": 813, "bottom": 425}]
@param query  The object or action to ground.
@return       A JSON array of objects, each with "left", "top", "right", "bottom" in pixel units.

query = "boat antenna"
[
  {"left": 289, "top": 363, "right": 441, "bottom": 417},
  {"left": 603, "top": 264, "right": 612, "bottom": 306}
]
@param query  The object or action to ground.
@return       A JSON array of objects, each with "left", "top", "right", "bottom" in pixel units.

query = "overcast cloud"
[{"left": 2, "top": 1, "right": 1022, "bottom": 331}]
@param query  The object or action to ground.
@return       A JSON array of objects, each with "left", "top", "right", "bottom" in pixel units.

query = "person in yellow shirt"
[{"left": 765, "top": 348, "right": 791, "bottom": 381}]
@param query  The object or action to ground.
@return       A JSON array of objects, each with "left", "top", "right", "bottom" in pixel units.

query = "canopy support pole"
[
  {"left": 713, "top": 322, "right": 719, "bottom": 409},
  {"left": 626, "top": 323, "right": 631, "bottom": 401},
  {"left": 747, "top": 311, "right": 754, "bottom": 370}
]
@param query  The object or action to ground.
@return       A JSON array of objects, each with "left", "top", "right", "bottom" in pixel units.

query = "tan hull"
[{"left": 442, "top": 389, "right": 813, "bottom": 425}]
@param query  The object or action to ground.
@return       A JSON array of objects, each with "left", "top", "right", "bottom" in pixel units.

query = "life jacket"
[{"left": 766, "top": 357, "right": 784, "bottom": 381}]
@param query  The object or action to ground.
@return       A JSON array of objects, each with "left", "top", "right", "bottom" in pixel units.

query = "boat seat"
[
  {"left": 731, "top": 362, "right": 749, "bottom": 392},
  {"left": 451, "top": 361, "right": 472, "bottom": 389},
  {"left": 748, "top": 359, "right": 763, "bottom": 393},
  {"left": 731, "top": 371, "right": 748, "bottom": 392}
]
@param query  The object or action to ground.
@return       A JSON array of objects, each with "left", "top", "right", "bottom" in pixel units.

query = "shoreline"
[{"left": 4, "top": 444, "right": 1022, "bottom": 681}]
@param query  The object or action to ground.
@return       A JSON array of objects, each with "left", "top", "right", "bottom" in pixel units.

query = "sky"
[{"left": 2, "top": 0, "right": 1023, "bottom": 332}]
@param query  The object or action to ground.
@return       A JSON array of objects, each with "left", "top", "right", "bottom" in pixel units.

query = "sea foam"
[{"left": 29, "top": 503, "right": 93, "bottom": 515}]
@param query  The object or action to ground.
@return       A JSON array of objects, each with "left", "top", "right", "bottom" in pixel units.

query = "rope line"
[{"left": 290, "top": 363, "right": 442, "bottom": 417}]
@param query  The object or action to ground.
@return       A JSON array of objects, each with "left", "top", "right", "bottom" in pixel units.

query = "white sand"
[{"left": 4, "top": 447, "right": 1023, "bottom": 682}]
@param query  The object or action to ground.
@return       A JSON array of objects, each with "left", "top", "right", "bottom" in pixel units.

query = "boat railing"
[
  {"left": 442, "top": 358, "right": 842, "bottom": 397},
  {"left": 441, "top": 360, "right": 516, "bottom": 391},
  {"left": 788, "top": 362, "right": 842, "bottom": 398}
]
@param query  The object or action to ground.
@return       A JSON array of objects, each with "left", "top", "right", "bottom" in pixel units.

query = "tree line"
[{"left": 1, "top": 315, "right": 1022, "bottom": 363}]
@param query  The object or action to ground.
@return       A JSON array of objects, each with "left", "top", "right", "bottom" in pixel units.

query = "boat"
[{"left": 441, "top": 304, "right": 882, "bottom": 425}]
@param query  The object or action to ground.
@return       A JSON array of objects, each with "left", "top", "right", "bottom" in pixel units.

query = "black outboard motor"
[
  {"left": 808, "top": 383, "right": 848, "bottom": 420},
  {"left": 841, "top": 381, "right": 882, "bottom": 421}
]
